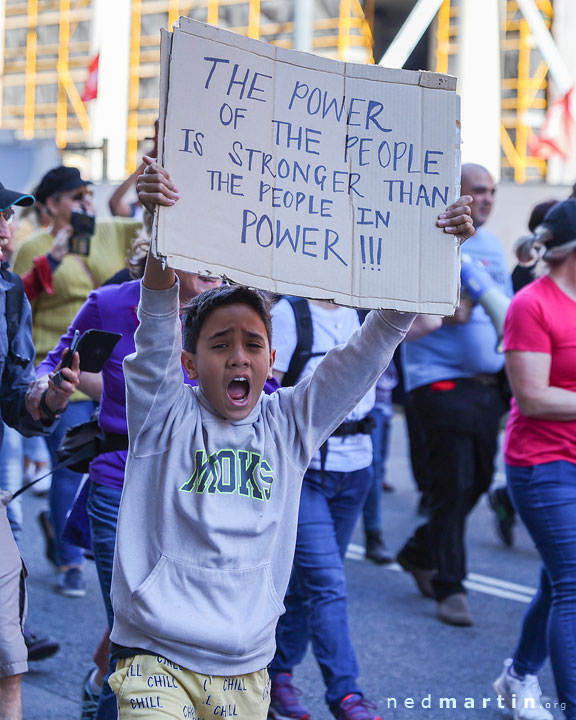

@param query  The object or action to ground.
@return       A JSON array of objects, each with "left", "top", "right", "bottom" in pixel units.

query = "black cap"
[
  {"left": 0, "top": 182, "right": 35, "bottom": 212},
  {"left": 541, "top": 199, "right": 576, "bottom": 250},
  {"left": 35, "top": 166, "right": 92, "bottom": 204}
]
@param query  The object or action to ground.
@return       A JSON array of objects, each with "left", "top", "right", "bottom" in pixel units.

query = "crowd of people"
[{"left": 0, "top": 152, "right": 574, "bottom": 720}]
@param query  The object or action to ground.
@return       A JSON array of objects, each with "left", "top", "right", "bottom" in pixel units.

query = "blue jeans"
[
  {"left": 507, "top": 462, "right": 576, "bottom": 719},
  {"left": 0, "top": 423, "right": 24, "bottom": 543},
  {"left": 87, "top": 481, "right": 123, "bottom": 720},
  {"left": 270, "top": 466, "right": 373, "bottom": 714},
  {"left": 363, "top": 409, "right": 391, "bottom": 532},
  {"left": 45, "top": 400, "right": 96, "bottom": 567}
]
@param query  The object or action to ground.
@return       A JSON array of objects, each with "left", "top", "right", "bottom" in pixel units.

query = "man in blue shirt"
[{"left": 398, "top": 164, "right": 511, "bottom": 627}]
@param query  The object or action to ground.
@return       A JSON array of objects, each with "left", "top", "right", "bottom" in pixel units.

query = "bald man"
[{"left": 397, "top": 164, "right": 512, "bottom": 627}]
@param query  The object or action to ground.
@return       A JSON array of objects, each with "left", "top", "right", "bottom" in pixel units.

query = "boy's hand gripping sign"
[{"left": 154, "top": 18, "right": 461, "bottom": 313}]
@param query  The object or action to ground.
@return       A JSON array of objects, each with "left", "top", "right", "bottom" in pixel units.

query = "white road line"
[
  {"left": 346, "top": 543, "right": 536, "bottom": 604},
  {"left": 463, "top": 580, "right": 533, "bottom": 604},
  {"left": 468, "top": 572, "right": 536, "bottom": 596}
]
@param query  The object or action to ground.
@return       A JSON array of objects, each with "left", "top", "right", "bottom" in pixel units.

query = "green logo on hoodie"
[{"left": 179, "top": 449, "right": 274, "bottom": 500}]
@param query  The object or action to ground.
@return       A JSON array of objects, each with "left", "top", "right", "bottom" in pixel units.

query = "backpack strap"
[
  {"left": 281, "top": 296, "right": 315, "bottom": 387},
  {"left": 281, "top": 300, "right": 370, "bottom": 478},
  {"left": 281, "top": 300, "right": 368, "bottom": 388},
  {"left": 1, "top": 266, "right": 27, "bottom": 367}
]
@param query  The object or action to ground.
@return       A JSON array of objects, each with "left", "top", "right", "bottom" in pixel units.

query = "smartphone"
[
  {"left": 69, "top": 209, "right": 96, "bottom": 256},
  {"left": 76, "top": 330, "right": 122, "bottom": 373},
  {"left": 52, "top": 330, "right": 80, "bottom": 387}
]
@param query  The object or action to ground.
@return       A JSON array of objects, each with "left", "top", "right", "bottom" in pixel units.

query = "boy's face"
[{"left": 182, "top": 303, "right": 275, "bottom": 421}]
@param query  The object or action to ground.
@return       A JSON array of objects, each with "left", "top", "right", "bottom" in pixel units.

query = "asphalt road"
[{"left": 18, "top": 413, "right": 557, "bottom": 720}]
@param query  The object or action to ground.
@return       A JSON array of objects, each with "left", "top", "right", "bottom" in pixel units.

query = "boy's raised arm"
[{"left": 137, "top": 155, "right": 180, "bottom": 291}]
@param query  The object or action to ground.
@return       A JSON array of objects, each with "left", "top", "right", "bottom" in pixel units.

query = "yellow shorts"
[{"left": 109, "top": 654, "right": 270, "bottom": 720}]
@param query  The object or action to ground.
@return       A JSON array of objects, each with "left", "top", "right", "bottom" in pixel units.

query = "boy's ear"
[
  {"left": 181, "top": 350, "right": 198, "bottom": 380},
  {"left": 267, "top": 348, "right": 276, "bottom": 379}
]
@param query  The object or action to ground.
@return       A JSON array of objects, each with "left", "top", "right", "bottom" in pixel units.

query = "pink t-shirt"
[{"left": 503, "top": 275, "right": 576, "bottom": 467}]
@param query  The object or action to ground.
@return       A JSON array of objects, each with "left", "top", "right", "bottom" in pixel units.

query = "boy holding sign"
[{"left": 107, "top": 157, "right": 472, "bottom": 720}]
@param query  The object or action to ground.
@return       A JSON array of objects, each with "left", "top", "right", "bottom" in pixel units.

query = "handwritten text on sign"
[{"left": 156, "top": 20, "right": 461, "bottom": 312}]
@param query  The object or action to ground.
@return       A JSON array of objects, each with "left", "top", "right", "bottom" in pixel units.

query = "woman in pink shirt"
[{"left": 493, "top": 200, "right": 576, "bottom": 720}]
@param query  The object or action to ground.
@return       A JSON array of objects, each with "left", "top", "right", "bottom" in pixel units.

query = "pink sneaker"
[
  {"left": 269, "top": 673, "right": 310, "bottom": 720},
  {"left": 337, "top": 694, "right": 382, "bottom": 720}
]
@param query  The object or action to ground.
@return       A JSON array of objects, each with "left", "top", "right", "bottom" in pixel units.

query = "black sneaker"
[
  {"left": 488, "top": 488, "right": 516, "bottom": 547},
  {"left": 24, "top": 630, "right": 60, "bottom": 661}
]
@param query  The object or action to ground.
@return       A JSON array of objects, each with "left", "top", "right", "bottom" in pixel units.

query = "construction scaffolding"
[
  {"left": 0, "top": 0, "right": 375, "bottom": 174},
  {"left": 2, "top": 0, "right": 94, "bottom": 147},
  {"left": 433, "top": 0, "right": 553, "bottom": 182},
  {"left": 126, "top": 0, "right": 374, "bottom": 170},
  {"left": 2, "top": 0, "right": 567, "bottom": 181}
]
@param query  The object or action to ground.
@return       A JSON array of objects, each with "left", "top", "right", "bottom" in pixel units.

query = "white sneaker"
[{"left": 493, "top": 658, "right": 554, "bottom": 720}]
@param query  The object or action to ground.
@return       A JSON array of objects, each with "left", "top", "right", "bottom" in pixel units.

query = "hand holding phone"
[{"left": 52, "top": 330, "right": 80, "bottom": 387}]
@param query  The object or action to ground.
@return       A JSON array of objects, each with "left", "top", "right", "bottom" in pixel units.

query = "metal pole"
[
  {"left": 515, "top": 0, "right": 573, "bottom": 95},
  {"left": 458, "top": 0, "right": 501, "bottom": 178},
  {"left": 294, "top": 0, "right": 314, "bottom": 53},
  {"left": 379, "top": 0, "right": 444, "bottom": 68},
  {"left": 102, "top": 137, "right": 108, "bottom": 183}
]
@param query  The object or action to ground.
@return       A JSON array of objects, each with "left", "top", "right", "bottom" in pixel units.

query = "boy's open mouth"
[{"left": 227, "top": 377, "right": 250, "bottom": 406}]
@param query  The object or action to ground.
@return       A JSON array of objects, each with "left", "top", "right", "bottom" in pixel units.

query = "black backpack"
[
  {"left": 1, "top": 265, "right": 28, "bottom": 368},
  {"left": 281, "top": 296, "right": 368, "bottom": 387}
]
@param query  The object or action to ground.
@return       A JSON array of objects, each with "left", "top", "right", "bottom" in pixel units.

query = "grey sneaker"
[
  {"left": 493, "top": 659, "right": 553, "bottom": 720},
  {"left": 365, "top": 531, "right": 394, "bottom": 565},
  {"left": 56, "top": 568, "right": 86, "bottom": 598},
  {"left": 437, "top": 593, "right": 473, "bottom": 626}
]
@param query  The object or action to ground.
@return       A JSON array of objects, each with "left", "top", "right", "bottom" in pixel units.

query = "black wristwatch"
[{"left": 40, "top": 388, "right": 65, "bottom": 421}]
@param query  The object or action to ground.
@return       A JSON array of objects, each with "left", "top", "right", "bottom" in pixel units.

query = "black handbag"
[
  {"left": 56, "top": 418, "right": 104, "bottom": 473},
  {"left": 10, "top": 418, "right": 129, "bottom": 502}
]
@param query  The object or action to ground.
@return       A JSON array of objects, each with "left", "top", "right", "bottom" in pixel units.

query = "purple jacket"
[{"left": 38, "top": 280, "right": 280, "bottom": 488}]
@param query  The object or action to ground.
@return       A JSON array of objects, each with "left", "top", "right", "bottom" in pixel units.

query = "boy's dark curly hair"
[{"left": 182, "top": 284, "right": 272, "bottom": 353}]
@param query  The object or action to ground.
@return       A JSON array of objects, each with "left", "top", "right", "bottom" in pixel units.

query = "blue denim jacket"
[{"left": 0, "top": 272, "right": 54, "bottom": 447}]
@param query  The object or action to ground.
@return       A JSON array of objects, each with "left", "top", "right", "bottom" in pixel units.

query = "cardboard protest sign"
[{"left": 154, "top": 18, "right": 461, "bottom": 313}]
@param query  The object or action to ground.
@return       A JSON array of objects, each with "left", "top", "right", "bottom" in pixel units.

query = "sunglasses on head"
[{"left": 0, "top": 208, "right": 15, "bottom": 225}]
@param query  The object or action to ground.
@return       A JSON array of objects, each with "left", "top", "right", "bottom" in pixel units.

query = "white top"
[{"left": 272, "top": 298, "right": 375, "bottom": 472}]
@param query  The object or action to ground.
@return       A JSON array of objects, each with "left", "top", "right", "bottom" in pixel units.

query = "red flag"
[
  {"left": 81, "top": 53, "right": 99, "bottom": 103},
  {"left": 529, "top": 87, "right": 575, "bottom": 161}
]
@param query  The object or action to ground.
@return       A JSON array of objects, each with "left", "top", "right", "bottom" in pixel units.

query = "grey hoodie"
[{"left": 110, "top": 281, "right": 414, "bottom": 675}]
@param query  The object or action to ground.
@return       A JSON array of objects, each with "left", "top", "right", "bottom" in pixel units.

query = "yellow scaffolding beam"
[
  {"left": 3, "top": 0, "right": 93, "bottom": 146},
  {"left": 248, "top": 0, "right": 260, "bottom": 39},
  {"left": 24, "top": 0, "right": 38, "bottom": 139},
  {"left": 127, "top": 0, "right": 143, "bottom": 173},
  {"left": 434, "top": 0, "right": 551, "bottom": 183}
]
